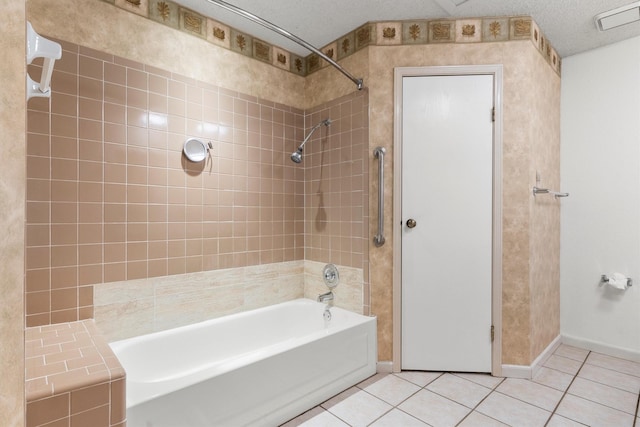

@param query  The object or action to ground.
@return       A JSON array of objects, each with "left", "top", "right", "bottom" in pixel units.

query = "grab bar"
[{"left": 373, "top": 147, "right": 386, "bottom": 247}]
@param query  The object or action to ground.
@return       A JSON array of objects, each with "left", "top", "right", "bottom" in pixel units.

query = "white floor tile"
[
  {"left": 368, "top": 408, "right": 428, "bottom": 426},
  {"left": 452, "top": 372, "right": 504, "bottom": 389},
  {"left": 364, "top": 374, "right": 421, "bottom": 406},
  {"left": 496, "top": 378, "right": 563, "bottom": 411},
  {"left": 321, "top": 387, "right": 360, "bottom": 410},
  {"left": 543, "top": 354, "right": 583, "bottom": 376},
  {"left": 398, "top": 389, "right": 470, "bottom": 427},
  {"left": 578, "top": 363, "right": 640, "bottom": 393},
  {"left": 457, "top": 411, "right": 510, "bottom": 426},
  {"left": 476, "top": 392, "right": 551, "bottom": 427},
  {"left": 585, "top": 352, "right": 640, "bottom": 378},
  {"left": 554, "top": 345, "right": 589, "bottom": 362},
  {"left": 568, "top": 377, "right": 638, "bottom": 415},
  {"left": 283, "top": 358, "right": 640, "bottom": 427},
  {"left": 556, "top": 394, "right": 636, "bottom": 427},
  {"left": 296, "top": 410, "right": 350, "bottom": 427},
  {"left": 533, "top": 366, "right": 574, "bottom": 392},
  {"left": 395, "top": 370, "right": 442, "bottom": 387},
  {"left": 281, "top": 407, "right": 326, "bottom": 427},
  {"left": 326, "top": 389, "right": 392, "bottom": 427},
  {"left": 545, "top": 414, "right": 588, "bottom": 426},
  {"left": 357, "top": 373, "right": 389, "bottom": 389},
  {"left": 426, "top": 373, "right": 492, "bottom": 408}
]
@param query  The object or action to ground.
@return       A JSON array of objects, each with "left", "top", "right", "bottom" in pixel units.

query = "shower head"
[
  {"left": 290, "top": 119, "right": 331, "bottom": 163},
  {"left": 290, "top": 148, "right": 303, "bottom": 163}
]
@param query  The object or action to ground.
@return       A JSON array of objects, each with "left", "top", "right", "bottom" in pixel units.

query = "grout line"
[
  {"left": 634, "top": 391, "right": 639, "bottom": 427},
  {"left": 454, "top": 376, "right": 506, "bottom": 426},
  {"left": 543, "top": 351, "right": 591, "bottom": 427},
  {"left": 370, "top": 373, "right": 439, "bottom": 425},
  {"left": 288, "top": 361, "right": 640, "bottom": 427}
]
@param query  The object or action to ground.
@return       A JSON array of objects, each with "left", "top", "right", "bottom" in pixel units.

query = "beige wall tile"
[{"left": 27, "top": 393, "right": 69, "bottom": 427}]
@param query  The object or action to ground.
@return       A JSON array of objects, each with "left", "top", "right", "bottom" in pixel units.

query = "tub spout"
[{"left": 318, "top": 291, "right": 334, "bottom": 306}]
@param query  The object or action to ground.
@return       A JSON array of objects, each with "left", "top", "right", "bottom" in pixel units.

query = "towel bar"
[{"left": 532, "top": 186, "right": 569, "bottom": 198}]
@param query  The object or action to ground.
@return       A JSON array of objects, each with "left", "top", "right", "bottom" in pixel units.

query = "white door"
[{"left": 401, "top": 74, "right": 494, "bottom": 372}]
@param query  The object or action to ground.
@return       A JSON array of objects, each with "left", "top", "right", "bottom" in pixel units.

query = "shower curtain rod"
[{"left": 205, "top": 0, "right": 364, "bottom": 90}]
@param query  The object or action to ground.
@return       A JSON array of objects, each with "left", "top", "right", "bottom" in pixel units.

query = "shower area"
[{"left": 24, "top": 10, "right": 371, "bottom": 343}]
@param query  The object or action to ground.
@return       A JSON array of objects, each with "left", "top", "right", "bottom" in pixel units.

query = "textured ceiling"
[{"left": 176, "top": 0, "right": 640, "bottom": 58}]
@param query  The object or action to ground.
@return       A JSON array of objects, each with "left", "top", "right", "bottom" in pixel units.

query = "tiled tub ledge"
[{"left": 25, "top": 320, "right": 126, "bottom": 427}]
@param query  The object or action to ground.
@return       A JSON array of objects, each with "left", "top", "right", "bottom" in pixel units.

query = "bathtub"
[{"left": 110, "top": 298, "right": 377, "bottom": 427}]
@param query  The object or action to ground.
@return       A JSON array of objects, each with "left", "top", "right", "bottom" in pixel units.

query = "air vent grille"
[{"left": 595, "top": 1, "right": 640, "bottom": 31}]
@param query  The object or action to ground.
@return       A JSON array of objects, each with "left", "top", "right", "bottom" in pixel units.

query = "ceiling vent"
[
  {"left": 595, "top": 1, "right": 640, "bottom": 31},
  {"left": 433, "top": 0, "right": 470, "bottom": 14}
]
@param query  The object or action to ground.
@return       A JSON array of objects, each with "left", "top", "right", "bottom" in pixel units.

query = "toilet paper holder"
[{"left": 601, "top": 274, "right": 633, "bottom": 287}]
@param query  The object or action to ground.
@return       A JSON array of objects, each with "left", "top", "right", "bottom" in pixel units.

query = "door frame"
[{"left": 392, "top": 65, "right": 503, "bottom": 375}]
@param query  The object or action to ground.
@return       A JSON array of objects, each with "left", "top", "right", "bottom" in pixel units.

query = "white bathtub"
[{"left": 110, "top": 298, "right": 377, "bottom": 427}]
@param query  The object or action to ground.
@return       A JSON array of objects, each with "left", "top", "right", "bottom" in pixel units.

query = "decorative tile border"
[
  {"left": 100, "top": 0, "right": 561, "bottom": 76},
  {"left": 93, "top": 261, "right": 305, "bottom": 342}
]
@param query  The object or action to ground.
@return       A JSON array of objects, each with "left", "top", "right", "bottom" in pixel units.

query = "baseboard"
[
  {"left": 376, "top": 361, "right": 393, "bottom": 373},
  {"left": 501, "top": 335, "right": 561, "bottom": 379},
  {"left": 561, "top": 334, "right": 640, "bottom": 363},
  {"left": 500, "top": 364, "right": 531, "bottom": 379}
]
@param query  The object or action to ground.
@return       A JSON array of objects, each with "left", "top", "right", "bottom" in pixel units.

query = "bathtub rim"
[{"left": 109, "top": 298, "right": 377, "bottom": 409}]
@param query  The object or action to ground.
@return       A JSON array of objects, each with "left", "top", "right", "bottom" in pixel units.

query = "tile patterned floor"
[{"left": 282, "top": 345, "right": 640, "bottom": 427}]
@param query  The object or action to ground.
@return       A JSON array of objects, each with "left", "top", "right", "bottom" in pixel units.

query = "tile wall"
[
  {"left": 24, "top": 0, "right": 562, "bottom": 370},
  {"left": 93, "top": 260, "right": 305, "bottom": 342},
  {"left": 303, "top": 90, "right": 371, "bottom": 314},
  {"left": 25, "top": 320, "right": 125, "bottom": 427},
  {"left": 25, "top": 37, "right": 370, "bottom": 330},
  {"left": 304, "top": 91, "right": 369, "bottom": 269},
  {"left": 25, "top": 38, "right": 305, "bottom": 327}
]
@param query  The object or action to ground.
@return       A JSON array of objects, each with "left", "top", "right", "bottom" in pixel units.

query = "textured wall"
[
  {"left": 364, "top": 41, "right": 560, "bottom": 365},
  {"left": 528, "top": 47, "right": 562, "bottom": 362},
  {"left": 1, "top": 1, "right": 26, "bottom": 426},
  {"left": 27, "top": 0, "right": 305, "bottom": 109}
]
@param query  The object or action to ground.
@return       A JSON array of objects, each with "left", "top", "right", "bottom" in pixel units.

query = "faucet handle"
[{"left": 323, "top": 264, "right": 339, "bottom": 288}]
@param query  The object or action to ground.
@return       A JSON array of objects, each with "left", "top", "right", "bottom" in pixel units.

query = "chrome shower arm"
[
  {"left": 290, "top": 119, "right": 331, "bottom": 163},
  {"left": 298, "top": 119, "right": 329, "bottom": 151},
  {"left": 205, "top": 0, "right": 363, "bottom": 90}
]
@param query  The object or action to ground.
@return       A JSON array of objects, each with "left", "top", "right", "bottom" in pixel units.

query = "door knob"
[{"left": 406, "top": 218, "right": 417, "bottom": 228}]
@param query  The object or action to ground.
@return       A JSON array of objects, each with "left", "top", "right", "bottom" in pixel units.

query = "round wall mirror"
[{"left": 183, "top": 138, "right": 209, "bottom": 162}]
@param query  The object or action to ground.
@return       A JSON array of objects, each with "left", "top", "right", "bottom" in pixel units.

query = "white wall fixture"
[
  {"left": 183, "top": 138, "right": 212, "bottom": 162},
  {"left": 26, "top": 21, "right": 62, "bottom": 101},
  {"left": 595, "top": 1, "right": 640, "bottom": 31}
]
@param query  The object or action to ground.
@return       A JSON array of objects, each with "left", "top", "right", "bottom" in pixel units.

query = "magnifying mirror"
[{"left": 183, "top": 138, "right": 211, "bottom": 162}]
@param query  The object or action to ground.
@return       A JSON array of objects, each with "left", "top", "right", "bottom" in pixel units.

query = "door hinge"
[
  {"left": 491, "top": 107, "right": 495, "bottom": 122},
  {"left": 490, "top": 325, "right": 495, "bottom": 342}
]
